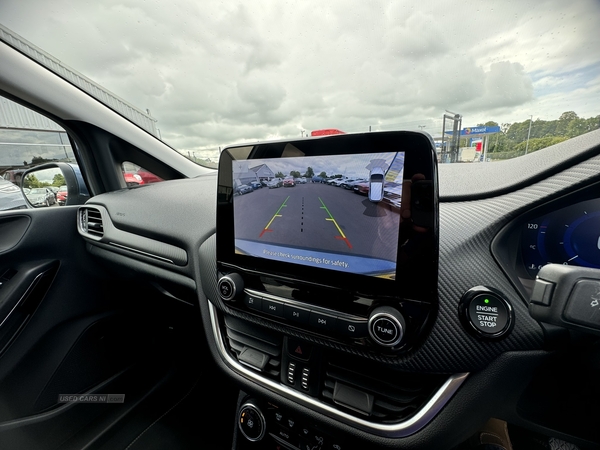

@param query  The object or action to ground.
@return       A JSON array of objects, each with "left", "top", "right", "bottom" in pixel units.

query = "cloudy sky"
[{"left": 1, "top": 0, "right": 599, "bottom": 160}]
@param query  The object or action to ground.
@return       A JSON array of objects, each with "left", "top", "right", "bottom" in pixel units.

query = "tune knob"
[
  {"left": 217, "top": 273, "right": 244, "bottom": 301},
  {"left": 368, "top": 306, "right": 405, "bottom": 347}
]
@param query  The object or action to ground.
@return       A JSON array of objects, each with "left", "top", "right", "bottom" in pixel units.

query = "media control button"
[
  {"left": 262, "top": 299, "right": 284, "bottom": 317},
  {"left": 244, "top": 294, "right": 262, "bottom": 311},
  {"left": 284, "top": 304, "right": 310, "bottom": 324},
  {"left": 309, "top": 311, "right": 337, "bottom": 330},
  {"left": 336, "top": 317, "right": 368, "bottom": 338}
]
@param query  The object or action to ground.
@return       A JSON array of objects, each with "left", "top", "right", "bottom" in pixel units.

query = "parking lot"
[{"left": 233, "top": 183, "right": 400, "bottom": 262}]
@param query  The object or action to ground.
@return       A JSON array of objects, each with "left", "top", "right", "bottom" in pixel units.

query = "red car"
[
  {"left": 283, "top": 177, "right": 295, "bottom": 187},
  {"left": 56, "top": 185, "right": 68, "bottom": 205},
  {"left": 353, "top": 182, "right": 369, "bottom": 195},
  {"left": 136, "top": 169, "right": 163, "bottom": 184},
  {"left": 123, "top": 172, "right": 145, "bottom": 187}
]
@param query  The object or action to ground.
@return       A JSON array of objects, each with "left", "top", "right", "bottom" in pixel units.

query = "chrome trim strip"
[
  {"left": 107, "top": 242, "right": 175, "bottom": 264},
  {"left": 208, "top": 302, "right": 469, "bottom": 438}
]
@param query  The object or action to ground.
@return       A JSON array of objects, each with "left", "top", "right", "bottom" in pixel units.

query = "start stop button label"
[
  {"left": 468, "top": 294, "right": 509, "bottom": 335},
  {"left": 459, "top": 288, "right": 514, "bottom": 339}
]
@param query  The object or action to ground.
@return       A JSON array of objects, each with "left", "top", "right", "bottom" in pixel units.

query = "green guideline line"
[{"left": 260, "top": 196, "right": 290, "bottom": 237}]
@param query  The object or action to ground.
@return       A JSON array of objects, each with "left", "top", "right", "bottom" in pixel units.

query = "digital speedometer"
[{"left": 521, "top": 198, "right": 600, "bottom": 277}]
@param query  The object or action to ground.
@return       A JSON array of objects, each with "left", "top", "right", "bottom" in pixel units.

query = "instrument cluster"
[{"left": 520, "top": 198, "right": 600, "bottom": 278}]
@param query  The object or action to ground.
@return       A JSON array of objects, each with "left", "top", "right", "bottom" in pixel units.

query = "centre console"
[
  {"left": 207, "top": 131, "right": 465, "bottom": 444},
  {"left": 216, "top": 131, "right": 438, "bottom": 352}
]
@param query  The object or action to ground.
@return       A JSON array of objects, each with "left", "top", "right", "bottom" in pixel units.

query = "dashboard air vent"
[
  {"left": 79, "top": 207, "right": 104, "bottom": 238},
  {"left": 223, "top": 315, "right": 282, "bottom": 379},
  {"left": 321, "top": 357, "right": 446, "bottom": 423}
]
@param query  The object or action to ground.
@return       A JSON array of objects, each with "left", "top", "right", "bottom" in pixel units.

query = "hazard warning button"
[{"left": 286, "top": 338, "right": 313, "bottom": 361}]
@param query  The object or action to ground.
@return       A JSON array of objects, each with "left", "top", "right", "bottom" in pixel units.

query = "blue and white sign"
[{"left": 446, "top": 126, "right": 500, "bottom": 136}]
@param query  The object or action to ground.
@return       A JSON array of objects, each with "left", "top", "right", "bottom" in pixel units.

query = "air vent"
[
  {"left": 79, "top": 207, "right": 104, "bottom": 238},
  {"left": 223, "top": 316, "right": 282, "bottom": 379},
  {"left": 321, "top": 358, "right": 446, "bottom": 423}
]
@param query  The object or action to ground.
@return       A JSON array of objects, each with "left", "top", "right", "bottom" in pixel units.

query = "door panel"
[{"left": 0, "top": 207, "right": 199, "bottom": 449}]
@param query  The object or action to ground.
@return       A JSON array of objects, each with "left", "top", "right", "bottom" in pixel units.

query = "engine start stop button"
[
  {"left": 468, "top": 295, "right": 509, "bottom": 334},
  {"left": 459, "top": 287, "right": 514, "bottom": 339}
]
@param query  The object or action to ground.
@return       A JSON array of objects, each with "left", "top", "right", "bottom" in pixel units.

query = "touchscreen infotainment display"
[{"left": 232, "top": 152, "right": 404, "bottom": 279}]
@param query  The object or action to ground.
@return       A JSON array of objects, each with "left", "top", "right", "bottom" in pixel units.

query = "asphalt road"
[{"left": 233, "top": 183, "right": 400, "bottom": 261}]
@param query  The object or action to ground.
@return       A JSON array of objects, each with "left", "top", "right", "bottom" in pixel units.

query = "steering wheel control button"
[
  {"left": 368, "top": 307, "right": 405, "bottom": 347},
  {"left": 564, "top": 279, "right": 600, "bottom": 328},
  {"left": 459, "top": 287, "right": 514, "bottom": 339},
  {"left": 217, "top": 273, "right": 243, "bottom": 301},
  {"left": 238, "top": 402, "right": 266, "bottom": 442}
]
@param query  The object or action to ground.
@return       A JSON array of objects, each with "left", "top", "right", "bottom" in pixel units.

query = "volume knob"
[
  {"left": 217, "top": 273, "right": 244, "bottom": 301},
  {"left": 368, "top": 306, "right": 405, "bottom": 347}
]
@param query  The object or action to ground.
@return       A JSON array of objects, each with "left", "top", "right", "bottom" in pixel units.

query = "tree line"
[{"left": 474, "top": 112, "right": 600, "bottom": 159}]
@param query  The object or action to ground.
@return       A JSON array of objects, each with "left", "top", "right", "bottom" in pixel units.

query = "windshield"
[{"left": 0, "top": 1, "right": 598, "bottom": 166}]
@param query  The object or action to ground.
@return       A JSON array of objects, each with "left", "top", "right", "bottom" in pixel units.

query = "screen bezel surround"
[{"left": 217, "top": 131, "right": 439, "bottom": 303}]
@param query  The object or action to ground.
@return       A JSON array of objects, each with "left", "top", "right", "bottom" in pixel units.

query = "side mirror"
[{"left": 20, "top": 163, "right": 89, "bottom": 208}]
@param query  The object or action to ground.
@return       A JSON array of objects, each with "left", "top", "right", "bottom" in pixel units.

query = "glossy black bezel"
[{"left": 216, "top": 131, "right": 439, "bottom": 303}]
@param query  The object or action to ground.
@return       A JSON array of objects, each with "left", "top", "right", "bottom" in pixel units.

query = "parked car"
[
  {"left": 267, "top": 179, "right": 282, "bottom": 188},
  {"left": 0, "top": 178, "right": 27, "bottom": 211},
  {"left": 330, "top": 178, "right": 347, "bottom": 186},
  {"left": 123, "top": 172, "right": 145, "bottom": 187},
  {"left": 136, "top": 169, "right": 163, "bottom": 184},
  {"left": 236, "top": 184, "right": 253, "bottom": 195},
  {"left": 250, "top": 181, "right": 262, "bottom": 189},
  {"left": 283, "top": 177, "right": 295, "bottom": 187},
  {"left": 25, "top": 187, "right": 56, "bottom": 207},
  {"left": 354, "top": 181, "right": 369, "bottom": 195},
  {"left": 56, "top": 185, "right": 68, "bottom": 205}
]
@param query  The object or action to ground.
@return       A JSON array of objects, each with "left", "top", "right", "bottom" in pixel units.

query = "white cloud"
[{"left": 0, "top": 0, "right": 598, "bottom": 159}]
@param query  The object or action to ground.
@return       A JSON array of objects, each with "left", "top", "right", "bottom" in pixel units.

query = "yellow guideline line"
[
  {"left": 318, "top": 197, "right": 352, "bottom": 248},
  {"left": 260, "top": 196, "right": 290, "bottom": 237}
]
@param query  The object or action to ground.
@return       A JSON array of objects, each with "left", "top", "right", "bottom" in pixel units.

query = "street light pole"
[{"left": 525, "top": 115, "right": 533, "bottom": 154}]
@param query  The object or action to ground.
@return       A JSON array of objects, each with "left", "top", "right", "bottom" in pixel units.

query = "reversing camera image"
[{"left": 233, "top": 152, "right": 404, "bottom": 278}]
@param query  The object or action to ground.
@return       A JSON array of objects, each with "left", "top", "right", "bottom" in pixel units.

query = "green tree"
[
  {"left": 275, "top": 171, "right": 285, "bottom": 178},
  {"left": 23, "top": 174, "right": 42, "bottom": 189},
  {"left": 304, "top": 167, "right": 314, "bottom": 178},
  {"left": 53, "top": 173, "right": 66, "bottom": 186},
  {"left": 290, "top": 170, "right": 301, "bottom": 178},
  {"left": 318, "top": 171, "right": 327, "bottom": 178},
  {"left": 559, "top": 111, "right": 579, "bottom": 121}
]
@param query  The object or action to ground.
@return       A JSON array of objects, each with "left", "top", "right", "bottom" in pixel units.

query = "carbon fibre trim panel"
[{"left": 200, "top": 154, "right": 600, "bottom": 373}]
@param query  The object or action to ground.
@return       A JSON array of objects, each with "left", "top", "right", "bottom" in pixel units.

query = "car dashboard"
[{"left": 74, "top": 130, "right": 600, "bottom": 450}]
